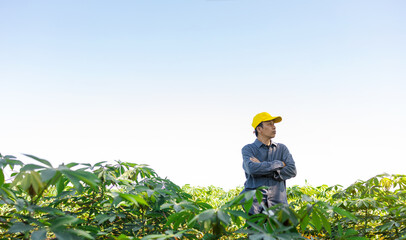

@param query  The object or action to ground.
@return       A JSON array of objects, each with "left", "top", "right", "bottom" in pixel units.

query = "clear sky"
[{"left": 1, "top": 0, "right": 405, "bottom": 190}]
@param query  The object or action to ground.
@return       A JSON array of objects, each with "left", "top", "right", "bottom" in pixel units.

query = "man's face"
[{"left": 258, "top": 120, "right": 276, "bottom": 138}]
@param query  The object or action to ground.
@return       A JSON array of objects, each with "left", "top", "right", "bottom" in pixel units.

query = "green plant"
[{"left": 0, "top": 153, "right": 405, "bottom": 240}]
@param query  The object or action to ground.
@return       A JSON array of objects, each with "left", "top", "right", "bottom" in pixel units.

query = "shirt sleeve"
[
  {"left": 274, "top": 144, "right": 297, "bottom": 181},
  {"left": 242, "top": 145, "right": 285, "bottom": 176}
]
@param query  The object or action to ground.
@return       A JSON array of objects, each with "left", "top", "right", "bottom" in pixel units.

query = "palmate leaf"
[
  {"left": 69, "top": 229, "right": 94, "bottom": 240},
  {"left": 66, "top": 162, "right": 80, "bottom": 168},
  {"left": 60, "top": 169, "right": 83, "bottom": 192},
  {"left": 119, "top": 193, "right": 149, "bottom": 207},
  {"left": 54, "top": 176, "right": 67, "bottom": 195},
  {"left": 333, "top": 206, "right": 357, "bottom": 221},
  {"left": 8, "top": 222, "right": 34, "bottom": 233},
  {"left": 32, "top": 206, "right": 64, "bottom": 215},
  {"left": 301, "top": 194, "right": 313, "bottom": 202},
  {"left": 311, "top": 209, "right": 322, "bottom": 231},
  {"left": 115, "top": 234, "right": 134, "bottom": 240},
  {"left": 255, "top": 189, "right": 263, "bottom": 204},
  {"left": 31, "top": 229, "right": 47, "bottom": 240},
  {"left": 14, "top": 171, "right": 44, "bottom": 198},
  {"left": 0, "top": 158, "right": 23, "bottom": 170},
  {"left": 189, "top": 208, "right": 216, "bottom": 225},
  {"left": 49, "top": 215, "right": 81, "bottom": 229},
  {"left": 241, "top": 191, "right": 255, "bottom": 213},
  {"left": 20, "top": 164, "right": 48, "bottom": 172},
  {"left": 95, "top": 214, "right": 111, "bottom": 225},
  {"left": 246, "top": 221, "right": 267, "bottom": 234},
  {"left": 67, "top": 170, "right": 100, "bottom": 188},
  {"left": 0, "top": 185, "right": 17, "bottom": 201},
  {"left": 174, "top": 203, "right": 182, "bottom": 212},
  {"left": 160, "top": 202, "right": 173, "bottom": 210},
  {"left": 53, "top": 229, "right": 94, "bottom": 240},
  {"left": 343, "top": 229, "right": 369, "bottom": 240},
  {"left": 223, "top": 192, "right": 245, "bottom": 208},
  {"left": 141, "top": 231, "right": 183, "bottom": 240},
  {"left": 40, "top": 168, "right": 60, "bottom": 183},
  {"left": 217, "top": 209, "right": 231, "bottom": 225},
  {"left": 23, "top": 154, "right": 53, "bottom": 168},
  {"left": 300, "top": 214, "right": 310, "bottom": 231},
  {"left": 197, "top": 209, "right": 216, "bottom": 222},
  {"left": 227, "top": 209, "right": 249, "bottom": 219},
  {"left": 60, "top": 168, "right": 100, "bottom": 190},
  {"left": 319, "top": 210, "right": 331, "bottom": 235},
  {"left": 165, "top": 211, "right": 192, "bottom": 229}
]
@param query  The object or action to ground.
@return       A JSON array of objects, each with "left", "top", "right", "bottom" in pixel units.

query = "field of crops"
[{"left": 0, "top": 153, "right": 405, "bottom": 239}]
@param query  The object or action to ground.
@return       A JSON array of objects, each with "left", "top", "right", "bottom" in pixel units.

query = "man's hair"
[{"left": 254, "top": 122, "right": 263, "bottom": 137}]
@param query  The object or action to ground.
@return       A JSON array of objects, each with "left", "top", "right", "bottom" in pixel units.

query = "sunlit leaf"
[
  {"left": 333, "top": 206, "right": 357, "bottom": 220},
  {"left": 380, "top": 177, "right": 392, "bottom": 191},
  {"left": 119, "top": 193, "right": 149, "bottom": 206}
]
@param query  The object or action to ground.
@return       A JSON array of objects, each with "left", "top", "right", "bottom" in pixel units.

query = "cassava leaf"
[
  {"left": 23, "top": 154, "right": 52, "bottom": 168},
  {"left": 21, "top": 163, "right": 47, "bottom": 172},
  {"left": 31, "top": 229, "right": 47, "bottom": 240},
  {"left": 8, "top": 222, "right": 34, "bottom": 233}
]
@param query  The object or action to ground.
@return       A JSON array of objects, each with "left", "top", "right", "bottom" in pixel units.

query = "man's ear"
[{"left": 256, "top": 126, "right": 261, "bottom": 133}]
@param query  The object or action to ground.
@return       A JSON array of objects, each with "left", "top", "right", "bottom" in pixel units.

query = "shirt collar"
[{"left": 254, "top": 139, "right": 278, "bottom": 148}]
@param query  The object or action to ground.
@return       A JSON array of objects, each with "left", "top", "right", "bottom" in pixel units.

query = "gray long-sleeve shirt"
[{"left": 241, "top": 139, "right": 297, "bottom": 205}]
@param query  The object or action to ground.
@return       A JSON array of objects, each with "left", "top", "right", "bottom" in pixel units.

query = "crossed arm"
[
  {"left": 242, "top": 145, "right": 297, "bottom": 181},
  {"left": 249, "top": 156, "right": 285, "bottom": 166}
]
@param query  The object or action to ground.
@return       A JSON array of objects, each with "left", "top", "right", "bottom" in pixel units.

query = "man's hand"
[{"left": 250, "top": 157, "right": 260, "bottom": 163}]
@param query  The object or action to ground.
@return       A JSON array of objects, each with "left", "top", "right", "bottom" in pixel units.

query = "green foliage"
[{"left": 0, "top": 153, "right": 405, "bottom": 239}]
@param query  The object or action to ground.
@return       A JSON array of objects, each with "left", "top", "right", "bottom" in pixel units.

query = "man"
[{"left": 241, "top": 112, "right": 297, "bottom": 215}]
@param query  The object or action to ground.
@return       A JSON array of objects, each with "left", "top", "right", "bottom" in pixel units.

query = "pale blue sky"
[{"left": 1, "top": 0, "right": 405, "bottom": 189}]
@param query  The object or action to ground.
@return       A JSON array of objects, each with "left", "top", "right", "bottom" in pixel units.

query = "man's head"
[{"left": 252, "top": 112, "right": 282, "bottom": 137}]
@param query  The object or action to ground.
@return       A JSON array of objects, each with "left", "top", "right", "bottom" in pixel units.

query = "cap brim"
[
  {"left": 263, "top": 116, "right": 282, "bottom": 123},
  {"left": 272, "top": 116, "right": 282, "bottom": 123}
]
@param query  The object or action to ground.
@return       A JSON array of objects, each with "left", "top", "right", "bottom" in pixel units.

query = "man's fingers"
[{"left": 250, "top": 157, "right": 260, "bottom": 163}]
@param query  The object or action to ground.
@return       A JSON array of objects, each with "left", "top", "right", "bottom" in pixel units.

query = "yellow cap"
[{"left": 252, "top": 112, "right": 282, "bottom": 129}]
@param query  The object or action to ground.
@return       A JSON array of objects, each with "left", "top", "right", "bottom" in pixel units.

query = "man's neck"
[{"left": 257, "top": 135, "right": 272, "bottom": 146}]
